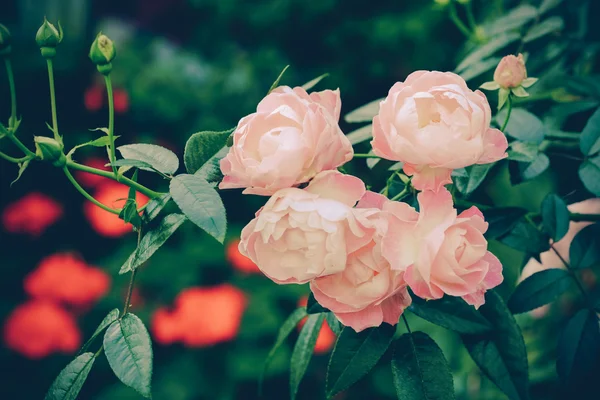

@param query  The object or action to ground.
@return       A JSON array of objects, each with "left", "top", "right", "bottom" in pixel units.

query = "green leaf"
[
  {"left": 80, "top": 308, "right": 120, "bottom": 354},
  {"left": 170, "top": 174, "right": 226, "bottom": 243},
  {"left": 545, "top": 101, "right": 598, "bottom": 128},
  {"left": 557, "top": 309, "right": 600, "bottom": 386},
  {"left": 260, "top": 308, "right": 307, "bottom": 394},
  {"left": 456, "top": 32, "right": 520, "bottom": 72},
  {"left": 290, "top": 313, "right": 325, "bottom": 400},
  {"left": 118, "top": 143, "right": 179, "bottom": 175},
  {"left": 268, "top": 65, "right": 290, "bottom": 94},
  {"left": 110, "top": 158, "right": 154, "bottom": 170},
  {"left": 346, "top": 124, "right": 373, "bottom": 145},
  {"left": 579, "top": 156, "right": 600, "bottom": 196},
  {"left": 454, "top": 164, "right": 493, "bottom": 196},
  {"left": 143, "top": 193, "right": 171, "bottom": 223},
  {"left": 569, "top": 223, "right": 600, "bottom": 269},
  {"left": 508, "top": 142, "right": 539, "bottom": 162},
  {"left": 307, "top": 292, "right": 330, "bottom": 314},
  {"left": 462, "top": 291, "right": 529, "bottom": 400},
  {"left": 194, "top": 146, "right": 229, "bottom": 183},
  {"left": 498, "top": 88, "right": 510, "bottom": 110},
  {"left": 10, "top": 159, "right": 30, "bottom": 186},
  {"left": 183, "top": 128, "right": 235, "bottom": 174},
  {"left": 120, "top": 213, "right": 187, "bottom": 274},
  {"left": 344, "top": 98, "right": 383, "bottom": 123},
  {"left": 119, "top": 201, "right": 142, "bottom": 229},
  {"left": 326, "top": 324, "right": 396, "bottom": 398},
  {"left": 44, "top": 352, "right": 96, "bottom": 400},
  {"left": 67, "top": 135, "right": 121, "bottom": 158},
  {"left": 460, "top": 58, "right": 501, "bottom": 82},
  {"left": 497, "top": 108, "right": 545, "bottom": 144},
  {"left": 509, "top": 153, "right": 550, "bottom": 185},
  {"left": 483, "top": 207, "right": 528, "bottom": 239},
  {"left": 103, "top": 313, "right": 153, "bottom": 398},
  {"left": 501, "top": 221, "right": 550, "bottom": 254},
  {"left": 483, "top": 5, "right": 538, "bottom": 36},
  {"left": 301, "top": 73, "right": 329, "bottom": 91},
  {"left": 579, "top": 107, "right": 600, "bottom": 156},
  {"left": 391, "top": 332, "right": 455, "bottom": 400},
  {"left": 325, "top": 313, "right": 342, "bottom": 336},
  {"left": 409, "top": 296, "right": 492, "bottom": 334},
  {"left": 538, "top": 0, "right": 562, "bottom": 14},
  {"left": 507, "top": 269, "right": 572, "bottom": 314},
  {"left": 523, "top": 17, "right": 564, "bottom": 43},
  {"left": 541, "top": 194, "right": 570, "bottom": 241}
]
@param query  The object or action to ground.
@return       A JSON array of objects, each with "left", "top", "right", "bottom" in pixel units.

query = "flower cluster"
[{"left": 220, "top": 72, "right": 508, "bottom": 332}]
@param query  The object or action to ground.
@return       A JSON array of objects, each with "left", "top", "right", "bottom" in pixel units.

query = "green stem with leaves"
[
  {"left": 549, "top": 244, "right": 593, "bottom": 308},
  {"left": 66, "top": 160, "right": 163, "bottom": 199},
  {"left": 0, "top": 151, "right": 31, "bottom": 164},
  {"left": 104, "top": 74, "right": 118, "bottom": 176},
  {"left": 464, "top": 1, "right": 477, "bottom": 31},
  {"left": 46, "top": 59, "right": 61, "bottom": 143},
  {"left": 122, "top": 228, "right": 142, "bottom": 316},
  {"left": 4, "top": 58, "right": 17, "bottom": 129},
  {"left": 448, "top": 1, "right": 473, "bottom": 38},
  {"left": 63, "top": 166, "right": 121, "bottom": 214}
]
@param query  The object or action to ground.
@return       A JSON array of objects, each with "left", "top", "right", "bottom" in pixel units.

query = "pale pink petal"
[
  {"left": 305, "top": 171, "right": 366, "bottom": 207},
  {"left": 380, "top": 288, "right": 412, "bottom": 325},
  {"left": 403, "top": 164, "right": 452, "bottom": 192},
  {"left": 356, "top": 191, "right": 388, "bottom": 210},
  {"left": 335, "top": 306, "right": 384, "bottom": 333},
  {"left": 309, "top": 89, "right": 342, "bottom": 121},
  {"left": 478, "top": 128, "right": 508, "bottom": 164}
]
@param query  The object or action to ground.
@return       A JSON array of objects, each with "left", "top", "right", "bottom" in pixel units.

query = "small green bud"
[
  {"left": 89, "top": 33, "right": 116, "bottom": 65},
  {"left": 433, "top": 0, "right": 450, "bottom": 6},
  {"left": 0, "top": 23, "right": 12, "bottom": 56},
  {"left": 36, "top": 18, "right": 63, "bottom": 57},
  {"left": 34, "top": 136, "right": 66, "bottom": 166}
]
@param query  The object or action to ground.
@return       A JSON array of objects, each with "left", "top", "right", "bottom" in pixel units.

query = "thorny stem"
[
  {"left": 63, "top": 166, "right": 121, "bottom": 214},
  {"left": 46, "top": 59, "right": 60, "bottom": 143},
  {"left": 122, "top": 228, "right": 142, "bottom": 316},
  {"left": 4, "top": 58, "right": 17, "bottom": 128},
  {"left": 104, "top": 74, "right": 118, "bottom": 177},
  {"left": 66, "top": 160, "right": 163, "bottom": 199}
]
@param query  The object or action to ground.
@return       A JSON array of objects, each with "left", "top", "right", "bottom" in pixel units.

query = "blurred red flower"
[
  {"left": 24, "top": 253, "right": 110, "bottom": 309},
  {"left": 2, "top": 192, "right": 63, "bottom": 237},
  {"left": 84, "top": 181, "right": 149, "bottom": 237},
  {"left": 297, "top": 296, "right": 336, "bottom": 354},
  {"left": 113, "top": 88, "right": 129, "bottom": 114},
  {"left": 3, "top": 300, "right": 81, "bottom": 359},
  {"left": 226, "top": 239, "right": 260, "bottom": 274},
  {"left": 74, "top": 157, "right": 111, "bottom": 188},
  {"left": 84, "top": 84, "right": 103, "bottom": 112},
  {"left": 152, "top": 284, "right": 247, "bottom": 347}
]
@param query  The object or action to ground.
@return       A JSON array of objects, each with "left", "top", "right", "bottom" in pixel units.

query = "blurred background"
[{"left": 0, "top": 0, "right": 599, "bottom": 399}]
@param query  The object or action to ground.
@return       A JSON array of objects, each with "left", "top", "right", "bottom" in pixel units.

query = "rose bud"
[
  {"left": 89, "top": 33, "right": 116, "bottom": 75},
  {"left": 35, "top": 18, "right": 62, "bottom": 58},
  {"left": 493, "top": 54, "right": 527, "bottom": 89},
  {"left": 34, "top": 136, "right": 65, "bottom": 167}
]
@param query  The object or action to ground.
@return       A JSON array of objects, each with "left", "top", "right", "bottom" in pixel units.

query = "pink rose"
[
  {"left": 382, "top": 188, "right": 503, "bottom": 308},
  {"left": 239, "top": 171, "right": 371, "bottom": 284},
  {"left": 494, "top": 54, "right": 527, "bottom": 89},
  {"left": 310, "top": 191, "right": 412, "bottom": 332},
  {"left": 371, "top": 71, "right": 508, "bottom": 191},
  {"left": 219, "top": 86, "right": 353, "bottom": 195}
]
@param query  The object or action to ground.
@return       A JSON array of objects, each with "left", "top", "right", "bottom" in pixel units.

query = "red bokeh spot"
[
  {"left": 113, "top": 88, "right": 129, "bottom": 114},
  {"left": 297, "top": 296, "right": 336, "bottom": 354},
  {"left": 226, "top": 239, "right": 260, "bottom": 274},
  {"left": 2, "top": 192, "right": 63, "bottom": 237},
  {"left": 151, "top": 284, "right": 247, "bottom": 347},
  {"left": 3, "top": 300, "right": 81, "bottom": 359},
  {"left": 84, "top": 181, "right": 149, "bottom": 237},
  {"left": 84, "top": 84, "right": 103, "bottom": 112},
  {"left": 24, "top": 253, "right": 110, "bottom": 310}
]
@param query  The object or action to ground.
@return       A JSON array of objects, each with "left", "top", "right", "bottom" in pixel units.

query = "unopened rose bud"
[
  {"left": 89, "top": 33, "right": 116, "bottom": 70},
  {"left": 0, "top": 23, "right": 12, "bottom": 56},
  {"left": 35, "top": 18, "right": 63, "bottom": 58},
  {"left": 493, "top": 54, "right": 527, "bottom": 89},
  {"left": 35, "top": 136, "right": 65, "bottom": 166}
]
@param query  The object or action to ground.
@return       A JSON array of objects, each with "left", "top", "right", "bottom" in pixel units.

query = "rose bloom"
[
  {"left": 521, "top": 198, "right": 600, "bottom": 281},
  {"left": 24, "top": 253, "right": 110, "bottom": 309},
  {"left": 151, "top": 285, "right": 247, "bottom": 347},
  {"left": 310, "top": 191, "right": 412, "bottom": 332},
  {"left": 3, "top": 300, "right": 81, "bottom": 359},
  {"left": 219, "top": 86, "right": 353, "bottom": 195},
  {"left": 2, "top": 192, "right": 63, "bottom": 237},
  {"left": 371, "top": 71, "right": 508, "bottom": 191},
  {"left": 494, "top": 54, "right": 527, "bottom": 89},
  {"left": 226, "top": 239, "right": 260, "bottom": 274},
  {"left": 74, "top": 157, "right": 111, "bottom": 188},
  {"left": 84, "top": 181, "right": 149, "bottom": 237},
  {"left": 297, "top": 296, "right": 336, "bottom": 354},
  {"left": 239, "top": 171, "right": 372, "bottom": 284},
  {"left": 383, "top": 188, "right": 502, "bottom": 308}
]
